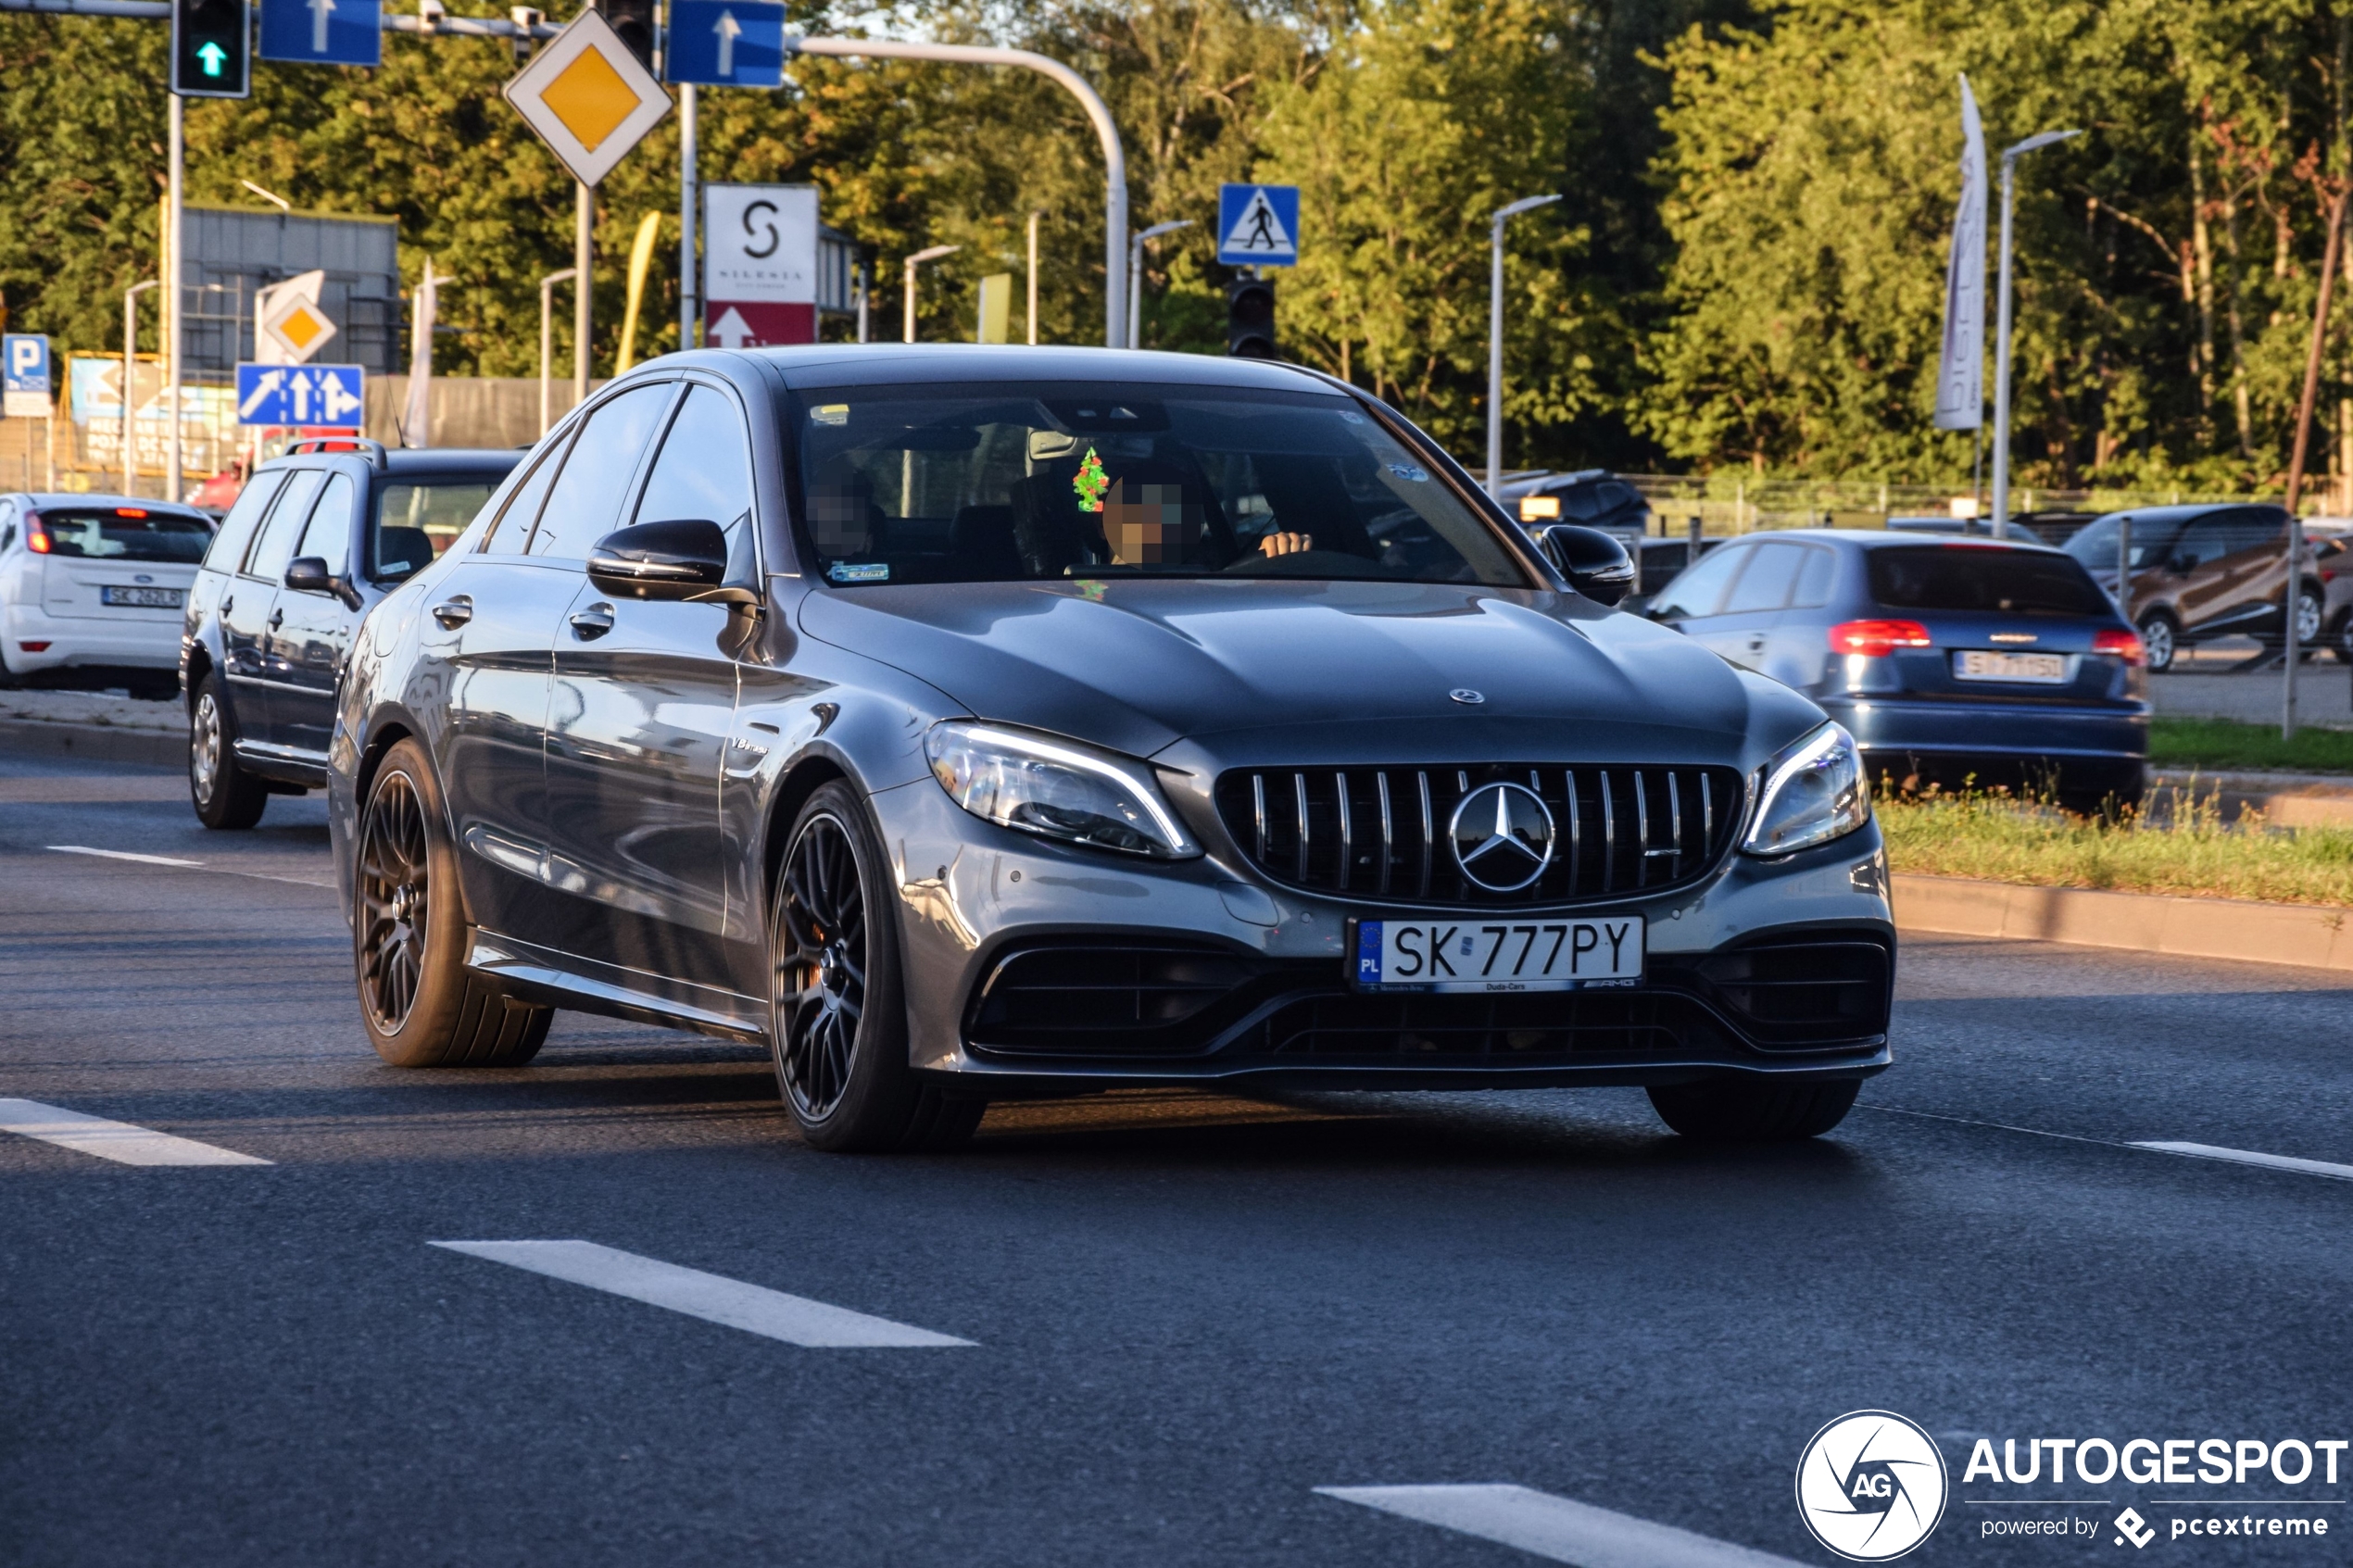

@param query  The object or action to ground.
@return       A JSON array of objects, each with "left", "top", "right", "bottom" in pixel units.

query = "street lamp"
[
  {"left": 1126, "top": 220, "right": 1191, "bottom": 350},
  {"left": 903, "top": 245, "right": 960, "bottom": 343},
  {"left": 1487, "top": 193, "right": 1561, "bottom": 495},
  {"left": 538, "top": 267, "right": 577, "bottom": 438},
  {"left": 1988, "top": 128, "right": 2080, "bottom": 539},
  {"left": 121, "top": 279, "right": 159, "bottom": 495}
]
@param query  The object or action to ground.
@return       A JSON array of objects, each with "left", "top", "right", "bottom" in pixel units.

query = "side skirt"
[{"left": 466, "top": 928, "right": 768, "bottom": 1044}]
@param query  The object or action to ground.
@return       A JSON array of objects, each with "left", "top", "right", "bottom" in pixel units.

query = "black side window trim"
[{"left": 520, "top": 376, "right": 685, "bottom": 559}]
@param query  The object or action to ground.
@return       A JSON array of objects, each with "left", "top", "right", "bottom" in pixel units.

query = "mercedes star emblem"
[
  {"left": 1449, "top": 688, "right": 1485, "bottom": 705},
  {"left": 1448, "top": 782, "right": 1555, "bottom": 892}
]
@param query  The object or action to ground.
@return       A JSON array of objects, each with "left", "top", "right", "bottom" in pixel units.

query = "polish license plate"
[
  {"left": 100, "top": 585, "right": 182, "bottom": 608},
  {"left": 1350, "top": 916, "right": 1644, "bottom": 994},
  {"left": 1953, "top": 649, "right": 2068, "bottom": 684}
]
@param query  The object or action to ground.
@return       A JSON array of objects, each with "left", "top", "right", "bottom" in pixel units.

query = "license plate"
[
  {"left": 1351, "top": 916, "right": 1644, "bottom": 994},
  {"left": 1953, "top": 649, "right": 2068, "bottom": 684},
  {"left": 100, "top": 585, "right": 183, "bottom": 608}
]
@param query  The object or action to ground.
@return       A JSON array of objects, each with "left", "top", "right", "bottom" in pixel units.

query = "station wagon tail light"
[
  {"left": 2093, "top": 628, "right": 2145, "bottom": 666},
  {"left": 1829, "top": 619, "right": 1931, "bottom": 657},
  {"left": 23, "top": 512, "right": 49, "bottom": 553}
]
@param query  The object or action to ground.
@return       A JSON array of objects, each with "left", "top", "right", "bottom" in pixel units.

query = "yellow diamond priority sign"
[{"left": 503, "top": 10, "right": 671, "bottom": 188}]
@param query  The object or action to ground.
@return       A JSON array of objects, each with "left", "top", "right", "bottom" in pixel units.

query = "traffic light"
[
  {"left": 1227, "top": 274, "right": 1277, "bottom": 358},
  {"left": 171, "top": 0, "right": 250, "bottom": 97},
  {"left": 592, "top": 0, "right": 656, "bottom": 70}
]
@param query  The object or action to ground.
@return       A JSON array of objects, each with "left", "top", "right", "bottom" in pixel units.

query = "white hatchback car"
[{"left": 0, "top": 494, "right": 216, "bottom": 686}]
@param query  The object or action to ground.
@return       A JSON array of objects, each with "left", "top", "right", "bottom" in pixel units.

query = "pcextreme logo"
[{"left": 1795, "top": 1411, "right": 1952, "bottom": 1562}]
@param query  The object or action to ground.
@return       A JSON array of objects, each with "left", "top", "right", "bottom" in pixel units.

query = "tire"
[
  {"left": 2331, "top": 613, "right": 2353, "bottom": 666},
  {"left": 2294, "top": 584, "right": 2325, "bottom": 652},
  {"left": 0, "top": 638, "right": 19, "bottom": 690},
  {"left": 2135, "top": 608, "right": 2179, "bottom": 673},
  {"left": 188, "top": 671, "right": 270, "bottom": 831},
  {"left": 1647, "top": 1078, "right": 1859, "bottom": 1141},
  {"left": 354, "top": 737, "right": 551, "bottom": 1068},
  {"left": 769, "top": 780, "right": 985, "bottom": 1152}
]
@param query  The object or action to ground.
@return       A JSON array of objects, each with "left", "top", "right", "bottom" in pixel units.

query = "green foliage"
[{"left": 2149, "top": 716, "right": 2353, "bottom": 774}]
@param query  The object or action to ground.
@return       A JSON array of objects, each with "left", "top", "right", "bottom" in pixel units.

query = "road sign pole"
[
  {"left": 679, "top": 82, "right": 698, "bottom": 350},
  {"left": 167, "top": 91, "right": 183, "bottom": 501},
  {"left": 574, "top": 180, "right": 592, "bottom": 405},
  {"left": 540, "top": 267, "right": 576, "bottom": 435},
  {"left": 1026, "top": 210, "right": 1039, "bottom": 346}
]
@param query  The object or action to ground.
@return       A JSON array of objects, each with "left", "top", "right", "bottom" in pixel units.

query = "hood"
[{"left": 799, "top": 578, "right": 1820, "bottom": 768}]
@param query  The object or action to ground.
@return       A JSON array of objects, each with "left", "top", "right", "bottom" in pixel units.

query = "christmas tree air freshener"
[{"left": 1073, "top": 447, "right": 1109, "bottom": 513}]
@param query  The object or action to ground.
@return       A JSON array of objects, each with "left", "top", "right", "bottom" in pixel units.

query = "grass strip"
[
  {"left": 2149, "top": 716, "right": 2353, "bottom": 773},
  {"left": 1877, "top": 788, "right": 2353, "bottom": 909}
]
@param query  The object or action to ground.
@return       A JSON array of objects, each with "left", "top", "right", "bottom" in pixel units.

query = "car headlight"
[
  {"left": 925, "top": 721, "right": 1200, "bottom": 859},
  {"left": 1742, "top": 722, "right": 1869, "bottom": 857}
]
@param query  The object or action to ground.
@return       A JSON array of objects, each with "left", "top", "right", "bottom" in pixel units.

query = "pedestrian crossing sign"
[{"left": 1217, "top": 183, "right": 1299, "bottom": 267}]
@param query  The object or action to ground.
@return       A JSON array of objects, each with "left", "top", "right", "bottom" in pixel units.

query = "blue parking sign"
[
  {"left": 258, "top": 0, "right": 383, "bottom": 69},
  {"left": 236, "top": 362, "right": 366, "bottom": 428},
  {"left": 666, "top": 0, "right": 785, "bottom": 87},
  {"left": 1217, "top": 184, "right": 1299, "bottom": 267},
  {"left": 3, "top": 333, "right": 51, "bottom": 418}
]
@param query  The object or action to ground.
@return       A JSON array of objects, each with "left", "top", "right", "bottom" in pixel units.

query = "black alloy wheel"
[
  {"left": 358, "top": 764, "right": 432, "bottom": 1033},
  {"left": 774, "top": 808, "right": 866, "bottom": 1123},
  {"left": 767, "top": 780, "right": 984, "bottom": 1152}
]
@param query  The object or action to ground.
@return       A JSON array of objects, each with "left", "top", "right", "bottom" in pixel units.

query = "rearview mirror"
[
  {"left": 1537, "top": 525, "right": 1636, "bottom": 607},
  {"left": 587, "top": 519, "right": 734, "bottom": 602}
]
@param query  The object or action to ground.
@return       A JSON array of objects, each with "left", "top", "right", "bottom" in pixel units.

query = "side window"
[
  {"left": 634, "top": 383, "right": 757, "bottom": 579},
  {"left": 204, "top": 470, "right": 285, "bottom": 572},
  {"left": 1649, "top": 542, "right": 1746, "bottom": 620},
  {"left": 245, "top": 470, "right": 326, "bottom": 581},
  {"left": 528, "top": 383, "right": 676, "bottom": 560},
  {"left": 294, "top": 472, "right": 356, "bottom": 578},
  {"left": 2221, "top": 508, "right": 2285, "bottom": 556},
  {"left": 1722, "top": 541, "right": 1805, "bottom": 614},
  {"left": 484, "top": 436, "right": 569, "bottom": 554},
  {"left": 1791, "top": 546, "right": 1837, "bottom": 608}
]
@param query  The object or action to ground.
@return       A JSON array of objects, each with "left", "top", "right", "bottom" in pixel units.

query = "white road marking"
[
  {"left": 0, "top": 1098, "right": 271, "bottom": 1167},
  {"left": 2131, "top": 1141, "right": 2353, "bottom": 1183},
  {"left": 429, "top": 1240, "right": 975, "bottom": 1348},
  {"left": 46, "top": 845, "right": 204, "bottom": 867},
  {"left": 1316, "top": 1485, "right": 1808, "bottom": 1568}
]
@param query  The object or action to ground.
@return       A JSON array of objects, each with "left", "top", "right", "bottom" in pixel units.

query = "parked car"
[
  {"left": 1645, "top": 529, "right": 2147, "bottom": 812},
  {"left": 327, "top": 345, "right": 1895, "bottom": 1150},
  {"left": 0, "top": 494, "right": 215, "bottom": 692},
  {"left": 2308, "top": 533, "right": 2353, "bottom": 662},
  {"left": 2058, "top": 503, "right": 2320, "bottom": 671},
  {"left": 1505, "top": 469, "right": 1654, "bottom": 536},
  {"left": 181, "top": 440, "right": 522, "bottom": 830}
]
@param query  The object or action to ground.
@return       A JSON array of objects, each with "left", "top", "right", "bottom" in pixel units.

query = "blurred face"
[
  {"left": 1103, "top": 479, "right": 1198, "bottom": 565},
  {"left": 810, "top": 474, "right": 871, "bottom": 557}
]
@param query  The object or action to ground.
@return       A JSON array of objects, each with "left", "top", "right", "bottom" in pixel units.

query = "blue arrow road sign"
[
  {"left": 666, "top": 0, "right": 785, "bottom": 87},
  {"left": 236, "top": 362, "right": 366, "bottom": 428},
  {"left": 259, "top": 0, "right": 382, "bottom": 68},
  {"left": 3, "top": 334, "right": 52, "bottom": 417},
  {"left": 1217, "top": 184, "right": 1299, "bottom": 267}
]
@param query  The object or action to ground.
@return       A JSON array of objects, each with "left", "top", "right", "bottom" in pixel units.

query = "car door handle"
[
  {"left": 269, "top": 608, "right": 284, "bottom": 630},
  {"left": 570, "top": 603, "right": 615, "bottom": 640},
  {"left": 431, "top": 596, "right": 472, "bottom": 629},
  {"left": 220, "top": 594, "right": 233, "bottom": 617}
]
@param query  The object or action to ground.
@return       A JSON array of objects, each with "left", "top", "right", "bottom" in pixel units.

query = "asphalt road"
[{"left": 6, "top": 744, "right": 2353, "bottom": 1567}]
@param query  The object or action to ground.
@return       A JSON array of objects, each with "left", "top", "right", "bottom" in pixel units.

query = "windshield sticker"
[
  {"left": 810, "top": 404, "right": 849, "bottom": 427},
  {"left": 1386, "top": 462, "right": 1430, "bottom": 483},
  {"left": 1073, "top": 447, "right": 1110, "bottom": 513},
  {"left": 825, "top": 561, "right": 890, "bottom": 583},
  {"left": 1074, "top": 579, "right": 1108, "bottom": 602}
]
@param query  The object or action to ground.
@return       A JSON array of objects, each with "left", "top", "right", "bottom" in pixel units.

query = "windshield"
[
  {"left": 1869, "top": 545, "right": 2110, "bottom": 617},
  {"left": 371, "top": 478, "right": 501, "bottom": 578},
  {"left": 788, "top": 382, "right": 1529, "bottom": 587},
  {"left": 35, "top": 507, "right": 212, "bottom": 562},
  {"left": 2062, "top": 512, "right": 2186, "bottom": 571}
]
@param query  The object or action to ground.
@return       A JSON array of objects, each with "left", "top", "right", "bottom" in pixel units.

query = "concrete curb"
[
  {"left": 0, "top": 718, "right": 182, "bottom": 770},
  {"left": 1894, "top": 872, "right": 2353, "bottom": 972}
]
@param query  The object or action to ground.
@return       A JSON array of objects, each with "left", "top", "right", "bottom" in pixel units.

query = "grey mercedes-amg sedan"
[{"left": 326, "top": 345, "right": 1893, "bottom": 1151}]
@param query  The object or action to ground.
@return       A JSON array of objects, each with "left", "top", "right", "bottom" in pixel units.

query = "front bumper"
[{"left": 873, "top": 776, "right": 1895, "bottom": 1093}]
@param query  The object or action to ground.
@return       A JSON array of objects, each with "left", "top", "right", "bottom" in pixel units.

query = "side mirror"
[
  {"left": 285, "top": 555, "right": 363, "bottom": 609},
  {"left": 1538, "top": 524, "right": 1636, "bottom": 607},
  {"left": 587, "top": 519, "right": 735, "bottom": 602}
]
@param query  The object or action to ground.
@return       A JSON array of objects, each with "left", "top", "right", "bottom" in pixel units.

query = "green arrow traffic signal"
[
  {"left": 196, "top": 40, "right": 225, "bottom": 74},
  {"left": 171, "top": 0, "right": 249, "bottom": 97}
]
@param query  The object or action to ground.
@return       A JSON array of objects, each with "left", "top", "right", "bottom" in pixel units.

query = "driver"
[{"left": 1097, "top": 464, "right": 1311, "bottom": 566}]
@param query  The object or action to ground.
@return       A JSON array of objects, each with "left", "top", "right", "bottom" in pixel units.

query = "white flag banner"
[
  {"left": 403, "top": 259, "right": 436, "bottom": 448},
  {"left": 1933, "top": 75, "right": 1987, "bottom": 431}
]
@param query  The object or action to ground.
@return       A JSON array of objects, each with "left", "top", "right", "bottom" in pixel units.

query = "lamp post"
[
  {"left": 1988, "top": 128, "right": 2080, "bottom": 539},
  {"left": 121, "top": 279, "right": 158, "bottom": 495},
  {"left": 166, "top": 92, "right": 184, "bottom": 504},
  {"left": 539, "top": 267, "right": 577, "bottom": 437},
  {"left": 903, "top": 245, "right": 960, "bottom": 343},
  {"left": 1487, "top": 193, "right": 1560, "bottom": 495},
  {"left": 1027, "top": 210, "right": 1043, "bottom": 345},
  {"left": 1126, "top": 220, "right": 1191, "bottom": 350}
]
